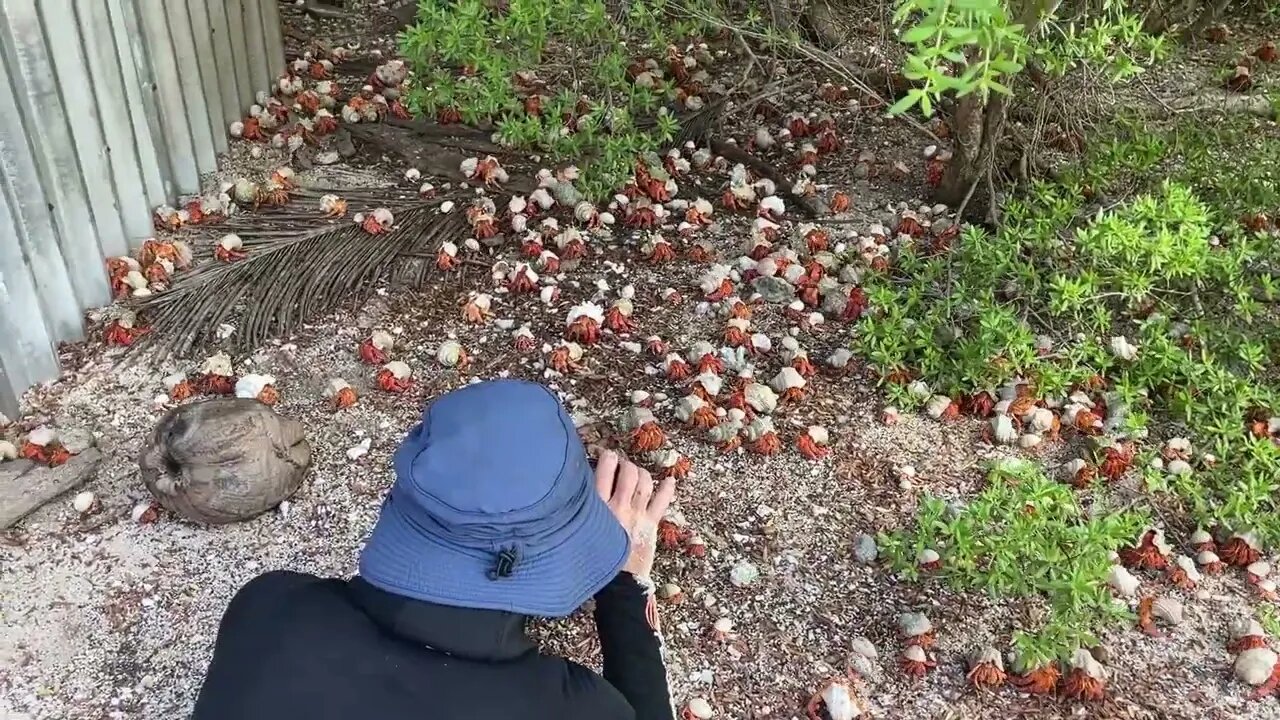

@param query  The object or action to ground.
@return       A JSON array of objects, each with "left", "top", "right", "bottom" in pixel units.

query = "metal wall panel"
[{"left": 0, "top": 0, "right": 285, "bottom": 417}]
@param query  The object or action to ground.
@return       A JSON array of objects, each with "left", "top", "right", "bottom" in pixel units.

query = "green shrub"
[
  {"left": 880, "top": 460, "right": 1148, "bottom": 668},
  {"left": 399, "top": 0, "right": 704, "bottom": 198}
]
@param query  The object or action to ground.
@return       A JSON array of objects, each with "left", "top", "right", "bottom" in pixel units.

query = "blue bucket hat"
[{"left": 358, "top": 379, "right": 629, "bottom": 617}]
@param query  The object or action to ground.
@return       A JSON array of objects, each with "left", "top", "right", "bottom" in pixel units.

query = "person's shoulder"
[{"left": 225, "top": 570, "right": 343, "bottom": 617}]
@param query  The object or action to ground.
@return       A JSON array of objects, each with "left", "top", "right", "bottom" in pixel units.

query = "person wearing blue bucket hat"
[{"left": 192, "top": 379, "right": 677, "bottom": 720}]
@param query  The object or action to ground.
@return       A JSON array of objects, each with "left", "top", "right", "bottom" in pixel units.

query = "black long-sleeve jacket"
[{"left": 191, "top": 570, "right": 674, "bottom": 720}]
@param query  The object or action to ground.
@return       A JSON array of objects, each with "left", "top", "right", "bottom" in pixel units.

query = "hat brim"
[{"left": 358, "top": 476, "right": 630, "bottom": 618}]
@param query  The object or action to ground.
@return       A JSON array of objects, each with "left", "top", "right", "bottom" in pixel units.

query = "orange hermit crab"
[
  {"left": 565, "top": 302, "right": 604, "bottom": 345},
  {"left": 376, "top": 361, "right": 413, "bottom": 393},
  {"left": 1061, "top": 650, "right": 1107, "bottom": 701},
  {"left": 796, "top": 426, "right": 830, "bottom": 460},
  {"left": 1011, "top": 661, "right": 1060, "bottom": 695},
  {"left": 804, "top": 675, "right": 866, "bottom": 720},
  {"left": 967, "top": 647, "right": 1006, "bottom": 689},
  {"left": 360, "top": 208, "right": 395, "bottom": 235},
  {"left": 628, "top": 411, "right": 666, "bottom": 454}
]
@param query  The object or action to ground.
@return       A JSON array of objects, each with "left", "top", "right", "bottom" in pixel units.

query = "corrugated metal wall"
[{"left": 0, "top": 0, "right": 285, "bottom": 417}]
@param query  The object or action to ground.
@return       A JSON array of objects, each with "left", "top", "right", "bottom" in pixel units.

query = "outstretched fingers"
[
  {"left": 594, "top": 449, "right": 619, "bottom": 502},
  {"left": 648, "top": 475, "right": 676, "bottom": 523}
]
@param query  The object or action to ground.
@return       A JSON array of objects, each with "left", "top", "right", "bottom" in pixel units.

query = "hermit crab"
[
  {"left": 319, "top": 194, "right": 348, "bottom": 218},
  {"left": 358, "top": 330, "right": 395, "bottom": 365},
  {"left": 898, "top": 612, "right": 934, "bottom": 648},
  {"left": 1061, "top": 649, "right": 1107, "bottom": 701},
  {"left": 676, "top": 394, "right": 718, "bottom": 430},
  {"left": 195, "top": 352, "right": 237, "bottom": 396},
  {"left": 663, "top": 353, "right": 692, "bottom": 381},
  {"left": 604, "top": 299, "right": 636, "bottom": 334},
  {"left": 1119, "top": 527, "right": 1171, "bottom": 570},
  {"left": 967, "top": 647, "right": 1006, "bottom": 689},
  {"left": 797, "top": 426, "right": 830, "bottom": 460},
  {"left": 460, "top": 156, "right": 510, "bottom": 187},
  {"left": 565, "top": 302, "right": 605, "bottom": 345},
  {"left": 19, "top": 427, "right": 73, "bottom": 467},
  {"left": 357, "top": 208, "right": 395, "bottom": 235},
  {"left": 436, "top": 341, "right": 469, "bottom": 369},
  {"left": 648, "top": 449, "right": 692, "bottom": 480},
  {"left": 235, "top": 374, "right": 279, "bottom": 405},
  {"left": 804, "top": 675, "right": 866, "bottom": 720},
  {"left": 104, "top": 309, "right": 148, "bottom": 347},
  {"left": 548, "top": 342, "right": 584, "bottom": 374},
  {"left": 327, "top": 379, "right": 358, "bottom": 410},
  {"left": 744, "top": 417, "right": 781, "bottom": 456},
  {"left": 216, "top": 234, "right": 247, "bottom": 263},
  {"left": 624, "top": 408, "right": 666, "bottom": 453},
  {"left": 899, "top": 646, "right": 935, "bottom": 677},
  {"left": 1220, "top": 531, "right": 1262, "bottom": 567},
  {"left": 376, "top": 361, "right": 413, "bottom": 393},
  {"left": 1011, "top": 659, "right": 1060, "bottom": 694}
]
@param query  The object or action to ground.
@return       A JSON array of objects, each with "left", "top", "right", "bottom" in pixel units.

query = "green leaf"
[
  {"left": 888, "top": 88, "right": 926, "bottom": 116},
  {"left": 902, "top": 23, "right": 937, "bottom": 44}
]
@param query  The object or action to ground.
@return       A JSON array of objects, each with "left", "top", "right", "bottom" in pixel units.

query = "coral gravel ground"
[{"left": 3, "top": 2, "right": 1280, "bottom": 719}]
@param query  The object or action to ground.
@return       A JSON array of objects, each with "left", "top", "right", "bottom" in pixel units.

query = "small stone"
[
  {"left": 72, "top": 491, "right": 96, "bottom": 514},
  {"left": 851, "top": 637, "right": 879, "bottom": 660},
  {"left": 1089, "top": 644, "right": 1111, "bottom": 664},
  {"left": 897, "top": 611, "right": 932, "bottom": 638},
  {"left": 853, "top": 534, "right": 878, "bottom": 564},
  {"left": 346, "top": 438, "right": 372, "bottom": 461},
  {"left": 751, "top": 275, "right": 796, "bottom": 303},
  {"left": 685, "top": 698, "right": 714, "bottom": 719},
  {"left": 729, "top": 560, "right": 760, "bottom": 587}
]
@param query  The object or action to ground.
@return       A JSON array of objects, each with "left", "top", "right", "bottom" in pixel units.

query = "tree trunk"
[
  {"left": 935, "top": 93, "right": 1008, "bottom": 217},
  {"left": 931, "top": 0, "right": 1049, "bottom": 217}
]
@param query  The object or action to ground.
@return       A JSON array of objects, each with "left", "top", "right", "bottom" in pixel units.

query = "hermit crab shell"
[{"left": 138, "top": 398, "right": 311, "bottom": 524}]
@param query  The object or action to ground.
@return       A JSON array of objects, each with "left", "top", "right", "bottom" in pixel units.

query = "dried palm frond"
[{"left": 129, "top": 191, "right": 468, "bottom": 360}]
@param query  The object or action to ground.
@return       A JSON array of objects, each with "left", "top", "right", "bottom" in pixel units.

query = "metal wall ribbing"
[{"left": 0, "top": 0, "right": 284, "bottom": 417}]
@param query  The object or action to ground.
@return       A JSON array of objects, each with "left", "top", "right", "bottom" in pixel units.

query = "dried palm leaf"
[{"left": 129, "top": 192, "right": 468, "bottom": 360}]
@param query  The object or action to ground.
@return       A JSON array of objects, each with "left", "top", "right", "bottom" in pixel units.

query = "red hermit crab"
[
  {"left": 804, "top": 675, "right": 866, "bottom": 720},
  {"left": 796, "top": 426, "right": 830, "bottom": 460},
  {"left": 604, "top": 299, "right": 636, "bottom": 334},
  {"left": 745, "top": 417, "right": 781, "bottom": 456},
  {"left": 1011, "top": 661, "right": 1060, "bottom": 695},
  {"left": 967, "top": 647, "right": 1006, "bottom": 689},
  {"left": 565, "top": 302, "right": 604, "bottom": 345},
  {"left": 1118, "top": 528, "right": 1170, "bottom": 570},
  {"left": 103, "top": 310, "right": 148, "bottom": 347},
  {"left": 19, "top": 427, "right": 73, "bottom": 468},
  {"left": 460, "top": 156, "right": 509, "bottom": 187},
  {"left": 375, "top": 361, "right": 414, "bottom": 393},
  {"left": 328, "top": 379, "right": 358, "bottom": 410},
  {"left": 215, "top": 234, "right": 247, "bottom": 263},
  {"left": 359, "top": 208, "right": 395, "bottom": 235},
  {"left": 626, "top": 408, "right": 666, "bottom": 453},
  {"left": 643, "top": 234, "right": 677, "bottom": 263},
  {"left": 436, "top": 241, "right": 459, "bottom": 271},
  {"left": 358, "top": 330, "right": 395, "bottom": 365},
  {"left": 319, "top": 194, "right": 348, "bottom": 218},
  {"left": 548, "top": 342, "right": 584, "bottom": 374},
  {"left": 1061, "top": 650, "right": 1107, "bottom": 701},
  {"left": 1220, "top": 531, "right": 1262, "bottom": 567}
]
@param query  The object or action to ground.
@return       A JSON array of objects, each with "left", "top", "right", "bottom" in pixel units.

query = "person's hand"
[{"left": 594, "top": 449, "right": 676, "bottom": 580}]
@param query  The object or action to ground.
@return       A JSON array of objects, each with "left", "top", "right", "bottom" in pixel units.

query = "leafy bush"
[
  {"left": 873, "top": 114, "right": 1280, "bottom": 661},
  {"left": 399, "top": 0, "right": 702, "bottom": 198},
  {"left": 889, "top": 0, "right": 1165, "bottom": 116},
  {"left": 880, "top": 460, "right": 1147, "bottom": 668}
]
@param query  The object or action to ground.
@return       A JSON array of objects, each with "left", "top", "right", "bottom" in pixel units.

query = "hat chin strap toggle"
[{"left": 488, "top": 545, "right": 521, "bottom": 580}]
